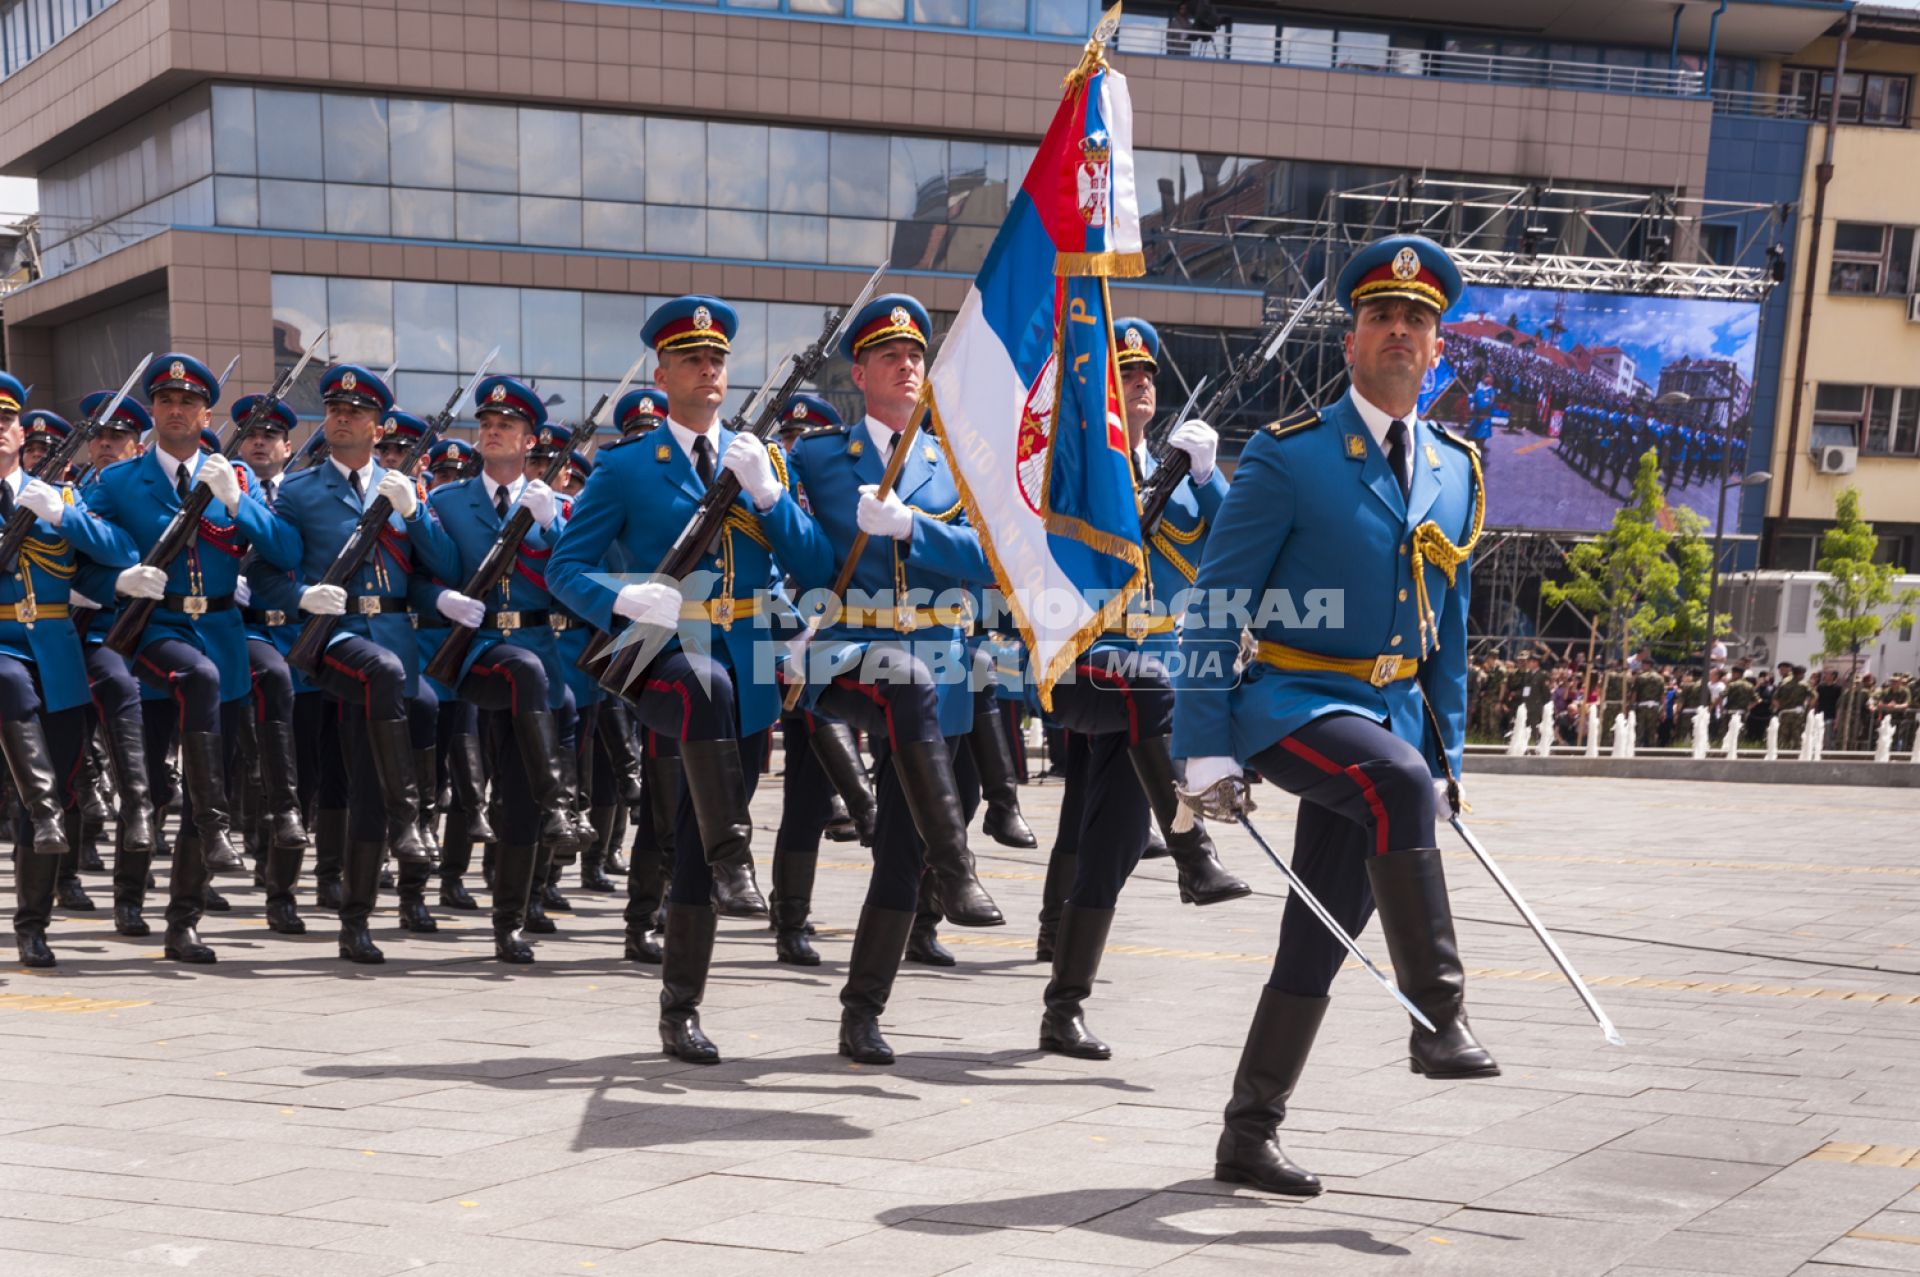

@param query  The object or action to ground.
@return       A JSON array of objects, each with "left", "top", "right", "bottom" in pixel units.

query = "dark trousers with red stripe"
[
  {"left": 247, "top": 639, "right": 294, "bottom": 725},
  {"left": 133, "top": 638, "right": 224, "bottom": 735},
  {"left": 1045, "top": 649, "right": 1174, "bottom": 911},
  {"left": 459, "top": 642, "right": 554, "bottom": 846},
  {"left": 1246, "top": 711, "right": 1438, "bottom": 998},
  {"left": 816, "top": 647, "right": 946, "bottom": 913}
]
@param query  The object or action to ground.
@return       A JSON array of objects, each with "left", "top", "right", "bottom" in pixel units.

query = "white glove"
[
  {"left": 613, "top": 581, "right": 683, "bottom": 629},
  {"left": 299, "top": 584, "right": 347, "bottom": 616},
  {"left": 436, "top": 589, "right": 485, "bottom": 629},
  {"left": 519, "top": 479, "right": 558, "bottom": 529},
  {"left": 17, "top": 478, "right": 64, "bottom": 527},
  {"left": 1184, "top": 756, "right": 1241, "bottom": 793},
  {"left": 856, "top": 485, "right": 914, "bottom": 539},
  {"left": 115, "top": 565, "right": 167, "bottom": 600},
  {"left": 197, "top": 454, "right": 242, "bottom": 514},
  {"left": 1168, "top": 419, "right": 1219, "bottom": 483},
  {"left": 233, "top": 578, "right": 252, "bottom": 608},
  {"left": 375, "top": 470, "right": 417, "bottom": 519},
  {"left": 68, "top": 588, "right": 102, "bottom": 611},
  {"left": 1434, "top": 776, "right": 1461, "bottom": 815},
  {"left": 722, "top": 435, "right": 782, "bottom": 512}
]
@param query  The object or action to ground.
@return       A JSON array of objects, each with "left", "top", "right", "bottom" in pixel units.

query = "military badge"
[
  {"left": 1345, "top": 434, "right": 1367, "bottom": 459},
  {"left": 1125, "top": 327, "right": 1143, "bottom": 351},
  {"left": 342, "top": 370, "right": 358, "bottom": 392},
  {"left": 793, "top": 402, "right": 808, "bottom": 420},
  {"left": 490, "top": 383, "right": 507, "bottom": 403},
  {"left": 656, "top": 444, "right": 672, "bottom": 462},
  {"left": 693, "top": 305, "right": 712, "bottom": 331},
  {"left": 848, "top": 440, "right": 864, "bottom": 457},
  {"left": 1425, "top": 444, "right": 1441, "bottom": 468},
  {"left": 169, "top": 360, "right": 186, "bottom": 381},
  {"left": 1392, "top": 246, "right": 1420, "bottom": 280},
  {"left": 890, "top": 305, "right": 912, "bottom": 330}
]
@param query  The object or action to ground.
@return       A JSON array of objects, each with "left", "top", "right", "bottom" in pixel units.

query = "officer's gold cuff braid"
[{"left": 1409, "top": 444, "right": 1484, "bottom": 657}]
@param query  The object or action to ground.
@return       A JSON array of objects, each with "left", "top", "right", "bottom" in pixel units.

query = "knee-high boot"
[
  {"left": 903, "top": 872, "right": 953, "bottom": 967},
  {"left": 449, "top": 731, "right": 496, "bottom": 844},
  {"left": 364, "top": 719, "right": 430, "bottom": 863},
  {"left": 1367, "top": 848, "right": 1500, "bottom": 1079},
  {"left": 1039, "top": 905, "right": 1114, "bottom": 1059},
  {"left": 102, "top": 713, "right": 154, "bottom": 855},
  {"left": 839, "top": 906, "right": 916, "bottom": 1065},
  {"left": 1128, "top": 735, "right": 1249, "bottom": 905},
  {"left": 337, "top": 840, "right": 386, "bottom": 964},
  {"left": 490, "top": 841, "right": 538, "bottom": 963},
  {"left": 1213, "top": 988, "right": 1328, "bottom": 1197},
  {"left": 969, "top": 701, "right": 1036, "bottom": 848},
  {"left": 1, "top": 718, "right": 69, "bottom": 858},
  {"left": 809, "top": 721, "right": 875, "bottom": 846},
  {"left": 680, "top": 739, "right": 766, "bottom": 917},
  {"left": 177, "top": 731, "right": 245, "bottom": 872},
  {"left": 890, "top": 738, "right": 1002, "bottom": 928},
  {"left": 659, "top": 903, "right": 721, "bottom": 1063},
  {"left": 259, "top": 720, "right": 308, "bottom": 851}
]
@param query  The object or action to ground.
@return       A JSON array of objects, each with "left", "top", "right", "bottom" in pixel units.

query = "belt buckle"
[
  {"left": 1370, "top": 654, "right": 1401, "bottom": 687},
  {"left": 16, "top": 598, "right": 36, "bottom": 626},
  {"left": 1125, "top": 612, "right": 1150, "bottom": 641},
  {"left": 894, "top": 603, "right": 917, "bottom": 634},
  {"left": 265, "top": 610, "right": 286, "bottom": 628},
  {"left": 551, "top": 614, "right": 570, "bottom": 631},
  {"left": 496, "top": 610, "right": 520, "bottom": 631},
  {"left": 711, "top": 597, "right": 735, "bottom": 630},
  {"left": 355, "top": 596, "right": 382, "bottom": 617},
  {"left": 183, "top": 595, "right": 208, "bottom": 617}
]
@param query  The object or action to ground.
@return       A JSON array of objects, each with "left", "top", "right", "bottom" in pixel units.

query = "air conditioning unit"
[
  {"left": 1816, "top": 444, "right": 1858, "bottom": 474},
  {"left": 1908, "top": 293, "right": 1920, "bottom": 323}
]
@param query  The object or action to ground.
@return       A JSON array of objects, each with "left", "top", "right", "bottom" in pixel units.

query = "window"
[
  {"left": 1780, "top": 66, "right": 1912, "bottom": 127},
  {"left": 1829, "top": 223, "right": 1916, "bottom": 297},
  {"left": 1814, "top": 383, "right": 1920, "bottom": 458}
]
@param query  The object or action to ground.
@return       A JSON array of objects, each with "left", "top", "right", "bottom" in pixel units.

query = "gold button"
[
  {"left": 1399, "top": 544, "right": 1408, "bottom": 556},
  {"left": 1398, "top": 588, "right": 1408, "bottom": 602},
  {"left": 1391, "top": 635, "right": 1403, "bottom": 647}
]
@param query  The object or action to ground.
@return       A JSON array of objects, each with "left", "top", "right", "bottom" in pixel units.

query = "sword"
[
  {"left": 215, "top": 354, "right": 242, "bottom": 390},
  {"left": 1448, "top": 812, "right": 1626, "bottom": 1047},
  {"left": 1236, "top": 814, "right": 1436, "bottom": 1033}
]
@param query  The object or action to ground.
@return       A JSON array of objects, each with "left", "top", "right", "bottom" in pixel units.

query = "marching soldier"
[
  {"left": 1, "top": 377, "right": 140, "bottom": 965},
  {"left": 86, "top": 354, "right": 302, "bottom": 963},
  {"left": 1176, "top": 235, "right": 1495, "bottom": 1198},
  {"left": 259, "top": 365, "right": 462, "bottom": 964},
  {"left": 549, "top": 295, "right": 833, "bottom": 1062}
]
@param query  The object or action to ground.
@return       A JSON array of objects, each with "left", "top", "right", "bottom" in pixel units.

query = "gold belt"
[
  {"left": 678, "top": 597, "right": 762, "bottom": 629},
  {"left": 0, "top": 601, "right": 67, "bottom": 625},
  {"left": 836, "top": 605, "right": 969, "bottom": 633},
  {"left": 1256, "top": 639, "right": 1417, "bottom": 688},
  {"left": 1102, "top": 614, "right": 1177, "bottom": 638}
]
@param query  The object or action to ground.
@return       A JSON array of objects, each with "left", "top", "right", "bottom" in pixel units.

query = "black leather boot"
[
  {"left": 770, "top": 844, "right": 819, "bottom": 967},
  {"left": 397, "top": 866, "right": 437, "bottom": 933},
  {"left": 970, "top": 701, "right": 1036, "bottom": 848},
  {"left": 822, "top": 793, "right": 857, "bottom": 843},
  {"left": 57, "top": 830, "right": 96, "bottom": 911},
  {"left": 491, "top": 841, "right": 538, "bottom": 963},
  {"left": 1035, "top": 848, "right": 1077, "bottom": 963},
  {"left": 580, "top": 806, "right": 618, "bottom": 891},
  {"left": 660, "top": 903, "right": 721, "bottom": 1064},
  {"left": 679, "top": 738, "right": 766, "bottom": 916},
  {"left": 891, "top": 738, "right": 1002, "bottom": 928},
  {"left": 412, "top": 745, "right": 441, "bottom": 866},
  {"left": 112, "top": 820, "right": 153, "bottom": 937},
  {"left": 524, "top": 847, "right": 557, "bottom": 934},
  {"left": 258, "top": 720, "right": 308, "bottom": 851},
  {"left": 904, "top": 873, "right": 954, "bottom": 967},
  {"left": 312, "top": 807, "right": 347, "bottom": 912},
  {"left": 1213, "top": 988, "right": 1329, "bottom": 1197},
  {"left": 1, "top": 718, "right": 70, "bottom": 857},
  {"left": 506, "top": 709, "right": 572, "bottom": 855},
  {"left": 79, "top": 828, "right": 107, "bottom": 874},
  {"left": 810, "top": 721, "right": 876, "bottom": 846},
  {"left": 365, "top": 719, "right": 431, "bottom": 864},
  {"left": 263, "top": 845, "right": 306, "bottom": 934},
  {"left": 1130, "top": 735, "right": 1250, "bottom": 906},
  {"left": 162, "top": 832, "right": 216, "bottom": 964},
  {"left": 839, "top": 906, "right": 915, "bottom": 1065},
  {"left": 1141, "top": 822, "right": 1168, "bottom": 859},
  {"left": 1367, "top": 847, "right": 1500, "bottom": 1078},
  {"left": 598, "top": 700, "right": 645, "bottom": 807},
  {"left": 438, "top": 808, "right": 480, "bottom": 909},
  {"left": 449, "top": 730, "right": 496, "bottom": 844},
  {"left": 602, "top": 804, "right": 629, "bottom": 877},
  {"left": 337, "top": 840, "right": 386, "bottom": 964},
  {"left": 178, "top": 731, "right": 245, "bottom": 872},
  {"left": 625, "top": 753, "right": 677, "bottom": 963},
  {"left": 1039, "top": 905, "right": 1115, "bottom": 1059},
  {"left": 552, "top": 743, "right": 595, "bottom": 861},
  {"left": 14, "top": 838, "right": 59, "bottom": 967},
  {"left": 101, "top": 715, "right": 153, "bottom": 853}
]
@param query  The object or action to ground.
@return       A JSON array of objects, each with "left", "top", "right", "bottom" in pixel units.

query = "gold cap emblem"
[
  {"left": 1124, "top": 327, "right": 1143, "bottom": 351},
  {"left": 342, "top": 370, "right": 358, "bottom": 391},
  {"left": 1392, "top": 246, "right": 1420, "bottom": 280},
  {"left": 890, "top": 305, "right": 911, "bottom": 329},
  {"left": 490, "top": 384, "right": 507, "bottom": 403},
  {"left": 692, "top": 305, "right": 712, "bottom": 331},
  {"left": 793, "top": 402, "right": 807, "bottom": 420},
  {"left": 169, "top": 360, "right": 186, "bottom": 380}
]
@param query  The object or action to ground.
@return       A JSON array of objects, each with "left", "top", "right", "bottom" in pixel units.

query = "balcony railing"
[
  {"left": 1710, "top": 89, "right": 1815, "bottom": 121},
  {"left": 1111, "top": 26, "right": 1709, "bottom": 99}
]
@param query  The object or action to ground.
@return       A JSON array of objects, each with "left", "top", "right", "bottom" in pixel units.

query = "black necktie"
[
  {"left": 176, "top": 463, "right": 190, "bottom": 500},
  {"left": 348, "top": 469, "right": 364, "bottom": 505},
  {"left": 495, "top": 485, "right": 509, "bottom": 519},
  {"left": 0, "top": 481, "right": 13, "bottom": 518},
  {"left": 692, "top": 435, "right": 715, "bottom": 489},
  {"left": 1386, "top": 419, "right": 1411, "bottom": 499}
]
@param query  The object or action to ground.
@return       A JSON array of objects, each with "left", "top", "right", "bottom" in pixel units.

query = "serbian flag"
[{"left": 928, "top": 5, "right": 1148, "bottom": 709}]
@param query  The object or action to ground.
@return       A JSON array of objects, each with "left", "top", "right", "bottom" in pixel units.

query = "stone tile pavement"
[{"left": 3, "top": 773, "right": 1919, "bottom": 1274}]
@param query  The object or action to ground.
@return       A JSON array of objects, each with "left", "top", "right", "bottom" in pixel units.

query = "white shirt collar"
[
  {"left": 864, "top": 415, "right": 902, "bottom": 463},
  {"left": 152, "top": 443, "right": 202, "bottom": 485},
  {"left": 1, "top": 465, "right": 21, "bottom": 496},
  {"left": 1346, "top": 387, "right": 1419, "bottom": 451},
  {"left": 666, "top": 417, "right": 719, "bottom": 469},
  {"left": 329, "top": 455, "right": 375, "bottom": 498},
  {"left": 481, "top": 470, "right": 526, "bottom": 507}
]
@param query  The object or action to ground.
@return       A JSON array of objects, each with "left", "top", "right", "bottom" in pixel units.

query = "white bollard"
[
  {"left": 1506, "top": 703, "right": 1530, "bottom": 757},
  {"left": 1876, "top": 716, "right": 1895, "bottom": 763},
  {"left": 1585, "top": 704, "right": 1601, "bottom": 758},
  {"left": 1765, "top": 716, "right": 1780, "bottom": 762},
  {"left": 1807, "top": 711, "right": 1826, "bottom": 762},
  {"left": 1723, "top": 711, "right": 1743, "bottom": 760},
  {"left": 1690, "top": 705, "right": 1711, "bottom": 760},
  {"left": 1535, "top": 719, "right": 1553, "bottom": 757}
]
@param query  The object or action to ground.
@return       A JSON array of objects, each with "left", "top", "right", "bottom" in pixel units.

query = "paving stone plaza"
[{"left": 2, "top": 771, "right": 1917, "bottom": 1276}]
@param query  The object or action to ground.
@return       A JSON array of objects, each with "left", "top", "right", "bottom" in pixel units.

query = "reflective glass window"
[
  {"left": 325, "top": 183, "right": 390, "bottom": 236},
  {"left": 915, "top": 0, "right": 965, "bottom": 25},
  {"left": 521, "top": 289, "right": 583, "bottom": 378},
  {"left": 272, "top": 275, "right": 328, "bottom": 358},
  {"left": 583, "top": 200, "right": 645, "bottom": 252},
  {"left": 647, "top": 205, "right": 705, "bottom": 255},
  {"left": 828, "top": 217, "right": 887, "bottom": 266},
  {"left": 394, "top": 282, "right": 458, "bottom": 372},
  {"left": 390, "top": 99, "right": 453, "bottom": 188},
  {"left": 583, "top": 292, "right": 652, "bottom": 379},
  {"left": 254, "top": 89, "right": 321, "bottom": 179},
  {"left": 708, "top": 210, "right": 767, "bottom": 260},
  {"left": 458, "top": 285, "right": 522, "bottom": 375},
  {"left": 829, "top": 132, "right": 888, "bottom": 217},
  {"left": 708, "top": 123, "right": 767, "bottom": 211},
  {"left": 258, "top": 178, "right": 324, "bottom": 232},
  {"left": 768, "top": 213, "right": 827, "bottom": 264},
  {"left": 327, "top": 278, "right": 395, "bottom": 367},
  {"left": 211, "top": 85, "right": 254, "bottom": 175},
  {"left": 454, "top": 102, "right": 518, "bottom": 193},
  {"left": 455, "top": 191, "right": 518, "bottom": 243},
  {"left": 391, "top": 187, "right": 454, "bottom": 240},
  {"left": 322, "top": 96, "right": 389, "bottom": 184},
  {"left": 520, "top": 108, "right": 582, "bottom": 197},
  {"left": 853, "top": 0, "right": 905, "bottom": 18},
  {"left": 214, "top": 176, "right": 257, "bottom": 228},
  {"left": 521, "top": 196, "right": 583, "bottom": 248},
  {"left": 727, "top": 299, "right": 769, "bottom": 387},
  {"left": 582, "top": 112, "right": 646, "bottom": 201},
  {"left": 645, "top": 118, "right": 706, "bottom": 206},
  {"left": 890, "top": 136, "right": 947, "bottom": 221},
  {"left": 769, "top": 128, "right": 829, "bottom": 215},
  {"left": 789, "top": 0, "right": 843, "bottom": 13},
  {"left": 976, "top": 0, "right": 1026, "bottom": 28},
  {"left": 1034, "top": 0, "right": 1090, "bottom": 36}
]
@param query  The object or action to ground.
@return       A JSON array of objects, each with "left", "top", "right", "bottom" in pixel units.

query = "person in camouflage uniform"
[
  {"left": 1478, "top": 659, "right": 1510, "bottom": 739},
  {"left": 1835, "top": 674, "right": 1876, "bottom": 752},
  {"left": 1633, "top": 665, "right": 1666, "bottom": 745},
  {"left": 1774, "top": 664, "right": 1812, "bottom": 751},
  {"left": 1723, "top": 668, "right": 1758, "bottom": 739},
  {"left": 1510, "top": 656, "right": 1548, "bottom": 739},
  {"left": 1880, "top": 674, "right": 1915, "bottom": 752}
]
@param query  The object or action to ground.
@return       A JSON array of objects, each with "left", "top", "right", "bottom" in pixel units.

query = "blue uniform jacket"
[
  {"left": 0, "top": 483, "right": 140, "bottom": 713},
  {"left": 267, "top": 462, "right": 458, "bottom": 698},
  {"left": 1088, "top": 447, "right": 1227, "bottom": 665},
  {"left": 84, "top": 452, "right": 300, "bottom": 704},
  {"left": 547, "top": 423, "right": 832, "bottom": 737},
  {"left": 787, "top": 418, "right": 994, "bottom": 738},
  {"left": 423, "top": 476, "right": 570, "bottom": 710},
  {"left": 1171, "top": 393, "right": 1477, "bottom": 780},
  {"left": 241, "top": 475, "right": 317, "bottom": 695}
]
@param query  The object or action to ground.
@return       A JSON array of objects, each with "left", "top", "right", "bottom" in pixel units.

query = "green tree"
[
  {"left": 1542, "top": 449, "right": 1721, "bottom": 720},
  {"left": 1815, "top": 487, "right": 1920, "bottom": 746}
]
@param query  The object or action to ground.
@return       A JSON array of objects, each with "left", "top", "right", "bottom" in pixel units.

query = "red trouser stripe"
[
  {"left": 1279, "top": 734, "right": 1392, "bottom": 855},
  {"left": 645, "top": 678, "right": 692, "bottom": 739},
  {"left": 830, "top": 673, "right": 897, "bottom": 750}
]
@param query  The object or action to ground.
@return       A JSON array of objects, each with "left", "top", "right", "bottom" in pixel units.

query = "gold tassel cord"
[{"left": 1408, "top": 446, "right": 1485, "bottom": 657}]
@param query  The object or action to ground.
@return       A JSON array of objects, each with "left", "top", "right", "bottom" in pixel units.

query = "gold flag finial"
[{"left": 1065, "top": 2, "right": 1123, "bottom": 88}]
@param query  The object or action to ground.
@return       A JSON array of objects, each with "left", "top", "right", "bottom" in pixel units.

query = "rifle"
[
  {"left": 422, "top": 348, "right": 648, "bottom": 687},
  {"left": 0, "top": 352, "right": 153, "bottom": 575},
  {"left": 104, "top": 334, "right": 329, "bottom": 656},
  {"left": 582, "top": 264, "right": 886, "bottom": 696},
  {"left": 1136, "top": 278, "right": 1325, "bottom": 538},
  {"left": 286, "top": 351, "right": 499, "bottom": 676}
]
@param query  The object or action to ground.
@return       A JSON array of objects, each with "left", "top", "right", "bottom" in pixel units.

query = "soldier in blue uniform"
[
  {"left": 549, "top": 296, "right": 833, "bottom": 1062},
  {"left": 87, "top": 354, "right": 302, "bottom": 962},
  {"left": 261, "top": 364, "right": 463, "bottom": 963},
  {"left": 1175, "top": 235, "right": 1495, "bottom": 1199},
  {"left": 424, "top": 378, "right": 580, "bottom": 962},
  {"left": 785, "top": 293, "right": 1006, "bottom": 1065},
  {"left": 1024, "top": 316, "right": 1247, "bottom": 1065},
  {"left": 1467, "top": 372, "right": 1497, "bottom": 474}
]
